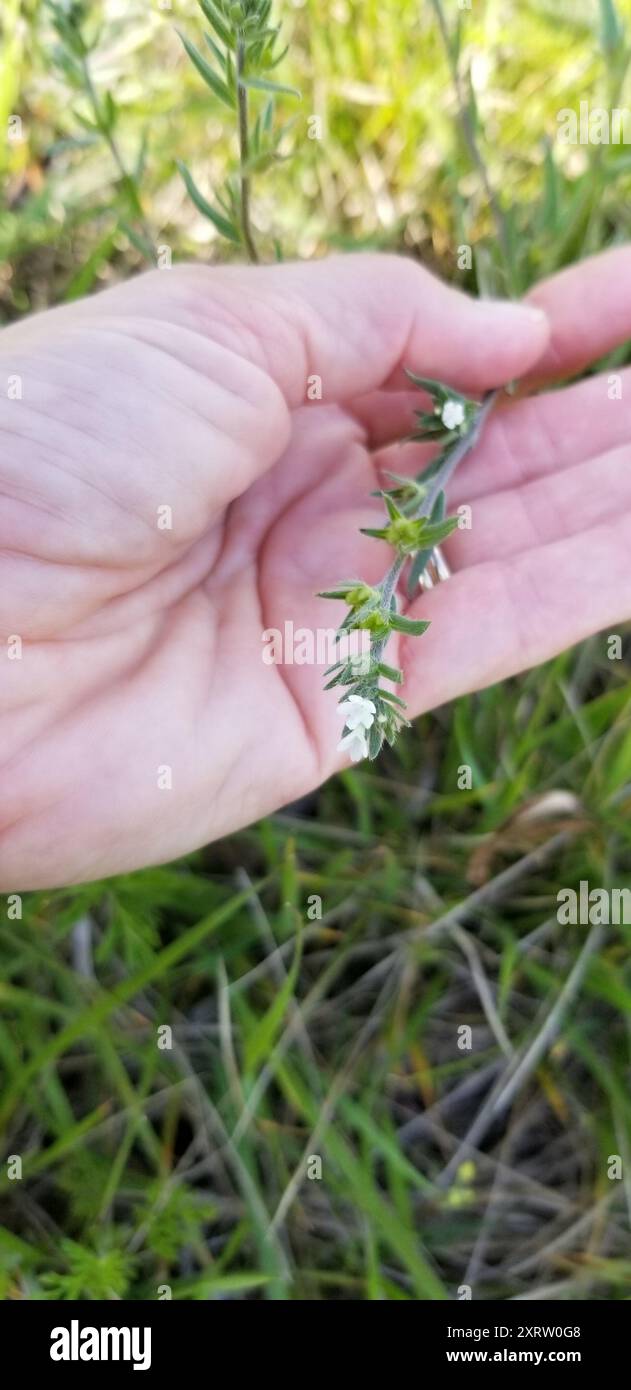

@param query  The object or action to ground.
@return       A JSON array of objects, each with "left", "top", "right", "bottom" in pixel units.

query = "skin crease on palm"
[{"left": 1, "top": 247, "right": 631, "bottom": 891}]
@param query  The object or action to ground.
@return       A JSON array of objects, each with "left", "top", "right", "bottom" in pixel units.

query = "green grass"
[{"left": 2, "top": 0, "right": 631, "bottom": 1300}]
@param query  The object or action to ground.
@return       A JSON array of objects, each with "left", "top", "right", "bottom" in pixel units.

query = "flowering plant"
[{"left": 320, "top": 378, "right": 497, "bottom": 762}]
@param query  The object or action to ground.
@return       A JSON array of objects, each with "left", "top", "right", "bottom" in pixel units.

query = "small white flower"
[
  {"left": 337, "top": 694, "right": 376, "bottom": 731},
  {"left": 337, "top": 728, "right": 369, "bottom": 762},
  {"left": 441, "top": 399, "right": 466, "bottom": 431}
]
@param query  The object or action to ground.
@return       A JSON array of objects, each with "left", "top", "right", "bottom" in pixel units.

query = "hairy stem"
[
  {"left": 421, "top": 389, "right": 498, "bottom": 515},
  {"left": 371, "top": 390, "right": 498, "bottom": 668}
]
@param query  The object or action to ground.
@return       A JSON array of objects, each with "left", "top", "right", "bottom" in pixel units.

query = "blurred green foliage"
[{"left": 2, "top": 0, "right": 631, "bottom": 309}]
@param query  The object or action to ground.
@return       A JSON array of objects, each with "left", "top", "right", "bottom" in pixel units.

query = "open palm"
[{"left": 1, "top": 250, "right": 629, "bottom": 889}]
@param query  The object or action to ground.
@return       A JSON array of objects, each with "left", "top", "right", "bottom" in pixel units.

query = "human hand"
[{"left": 0, "top": 250, "right": 627, "bottom": 889}]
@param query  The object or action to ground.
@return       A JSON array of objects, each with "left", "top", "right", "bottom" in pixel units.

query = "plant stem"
[
  {"left": 236, "top": 39, "right": 259, "bottom": 264},
  {"left": 429, "top": 0, "right": 515, "bottom": 295},
  {"left": 379, "top": 554, "right": 406, "bottom": 612},
  {"left": 371, "top": 390, "right": 498, "bottom": 669},
  {"left": 420, "top": 389, "right": 498, "bottom": 516}
]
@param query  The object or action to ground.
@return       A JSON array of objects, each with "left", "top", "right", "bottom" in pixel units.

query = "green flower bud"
[
  {"left": 345, "top": 583, "right": 379, "bottom": 609},
  {"left": 356, "top": 612, "right": 391, "bottom": 638},
  {"left": 383, "top": 517, "right": 422, "bottom": 552}
]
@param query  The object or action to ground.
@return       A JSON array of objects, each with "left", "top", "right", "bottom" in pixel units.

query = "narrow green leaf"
[
  {"left": 598, "top": 0, "right": 623, "bottom": 54},
  {"left": 378, "top": 689, "right": 408, "bottom": 709},
  {"left": 317, "top": 579, "right": 365, "bottom": 596},
  {"left": 540, "top": 137, "right": 559, "bottom": 233},
  {"left": 338, "top": 602, "right": 377, "bottom": 631},
  {"left": 177, "top": 30, "right": 234, "bottom": 107},
  {"left": 390, "top": 615, "right": 431, "bottom": 636},
  {"left": 73, "top": 110, "right": 99, "bottom": 134},
  {"left": 407, "top": 548, "right": 429, "bottom": 597},
  {"left": 324, "top": 664, "right": 357, "bottom": 689},
  {"left": 367, "top": 723, "right": 385, "bottom": 760},
  {"left": 198, "top": 0, "right": 233, "bottom": 48},
  {"left": 414, "top": 515, "right": 459, "bottom": 547},
  {"left": 406, "top": 493, "right": 451, "bottom": 595},
  {"left": 240, "top": 75, "right": 301, "bottom": 98},
  {"left": 103, "top": 91, "right": 117, "bottom": 133},
  {"left": 120, "top": 221, "right": 156, "bottom": 263},
  {"left": 413, "top": 451, "right": 449, "bottom": 486},
  {"left": 244, "top": 926, "right": 303, "bottom": 1074},
  {"left": 204, "top": 30, "right": 228, "bottom": 72},
  {"left": 404, "top": 368, "right": 446, "bottom": 396},
  {"left": 268, "top": 42, "right": 290, "bottom": 71},
  {"left": 176, "top": 161, "right": 241, "bottom": 243},
  {"left": 254, "top": 138, "right": 293, "bottom": 178},
  {"left": 465, "top": 66, "right": 479, "bottom": 135},
  {"left": 377, "top": 661, "right": 403, "bottom": 684}
]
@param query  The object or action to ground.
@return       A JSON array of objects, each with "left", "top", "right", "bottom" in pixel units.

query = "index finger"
[{"left": 525, "top": 244, "right": 631, "bottom": 386}]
